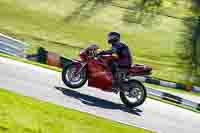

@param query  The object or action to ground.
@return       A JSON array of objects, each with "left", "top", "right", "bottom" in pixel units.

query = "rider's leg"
[
  {"left": 111, "top": 60, "right": 130, "bottom": 92},
  {"left": 118, "top": 60, "right": 131, "bottom": 80},
  {"left": 111, "top": 61, "right": 122, "bottom": 90},
  {"left": 111, "top": 61, "right": 119, "bottom": 80}
]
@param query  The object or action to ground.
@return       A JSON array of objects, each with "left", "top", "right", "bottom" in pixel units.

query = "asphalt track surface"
[{"left": 0, "top": 57, "right": 200, "bottom": 133}]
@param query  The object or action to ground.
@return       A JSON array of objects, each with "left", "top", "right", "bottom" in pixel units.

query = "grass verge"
[{"left": 0, "top": 88, "right": 154, "bottom": 133}]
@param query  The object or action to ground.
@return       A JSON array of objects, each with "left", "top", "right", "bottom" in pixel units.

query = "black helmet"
[{"left": 107, "top": 32, "right": 120, "bottom": 44}]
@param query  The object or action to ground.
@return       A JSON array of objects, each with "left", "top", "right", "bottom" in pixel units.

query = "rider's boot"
[{"left": 112, "top": 71, "right": 121, "bottom": 94}]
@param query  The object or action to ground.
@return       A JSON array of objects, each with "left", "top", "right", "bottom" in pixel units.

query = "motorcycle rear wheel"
[
  {"left": 62, "top": 64, "right": 87, "bottom": 89},
  {"left": 120, "top": 80, "right": 146, "bottom": 108}
]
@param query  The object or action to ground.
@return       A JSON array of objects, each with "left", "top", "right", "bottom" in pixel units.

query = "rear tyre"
[
  {"left": 62, "top": 64, "right": 87, "bottom": 89},
  {"left": 120, "top": 80, "right": 146, "bottom": 108}
]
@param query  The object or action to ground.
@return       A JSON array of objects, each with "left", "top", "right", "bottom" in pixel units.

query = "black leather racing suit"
[{"left": 99, "top": 42, "right": 132, "bottom": 75}]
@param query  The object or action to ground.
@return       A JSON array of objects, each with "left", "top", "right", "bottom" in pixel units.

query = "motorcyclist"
[{"left": 98, "top": 32, "right": 133, "bottom": 82}]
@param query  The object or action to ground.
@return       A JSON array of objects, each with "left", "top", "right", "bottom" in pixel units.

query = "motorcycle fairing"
[{"left": 87, "top": 59, "right": 113, "bottom": 91}]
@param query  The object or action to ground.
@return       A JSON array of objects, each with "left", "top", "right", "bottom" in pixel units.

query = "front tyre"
[
  {"left": 62, "top": 64, "right": 87, "bottom": 89},
  {"left": 120, "top": 80, "right": 146, "bottom": 108}
]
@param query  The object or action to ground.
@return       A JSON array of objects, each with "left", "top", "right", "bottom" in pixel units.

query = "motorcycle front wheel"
[
  {"left": 62, "top": 64, "right": 87, "bottom": 89},
  {"left": 120, "top": 80, "right": 146, "bottom": 108}
]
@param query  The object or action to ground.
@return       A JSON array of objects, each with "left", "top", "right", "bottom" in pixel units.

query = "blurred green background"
[{"left": 0, "top": 0, "right": 200, "bottom": 85}]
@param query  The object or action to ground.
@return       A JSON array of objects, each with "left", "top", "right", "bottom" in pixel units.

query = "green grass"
[
  {"left": 0, "top": 88, "right": 154, "bottom": 133},
  {"left": 0, "top": 0, "right": 200, "bottom": 85}
]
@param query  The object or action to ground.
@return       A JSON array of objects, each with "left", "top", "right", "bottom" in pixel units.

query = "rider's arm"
[
  {"left": 98, "top": 47, "right": 118, "bottom": 55},
  {"left": 98, "top": 50, "right": 112, "bottom": 55}
]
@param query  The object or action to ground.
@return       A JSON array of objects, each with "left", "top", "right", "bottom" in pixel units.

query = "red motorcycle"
[{"left": 62, "top": 44, "right": 152, "bottom": 108}]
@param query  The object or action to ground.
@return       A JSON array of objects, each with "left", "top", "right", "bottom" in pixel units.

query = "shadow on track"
[{"left": 55, "top": 86, "right": 142, "bottom": 116}]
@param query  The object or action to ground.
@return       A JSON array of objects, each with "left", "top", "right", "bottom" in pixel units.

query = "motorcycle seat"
[{"left": 128, "top": 64, "right": 152, "bottom": 76}]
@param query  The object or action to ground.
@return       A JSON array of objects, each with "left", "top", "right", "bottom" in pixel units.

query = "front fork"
[{"left": 74, "top": 62, "right": 87, "bottom": 76}]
